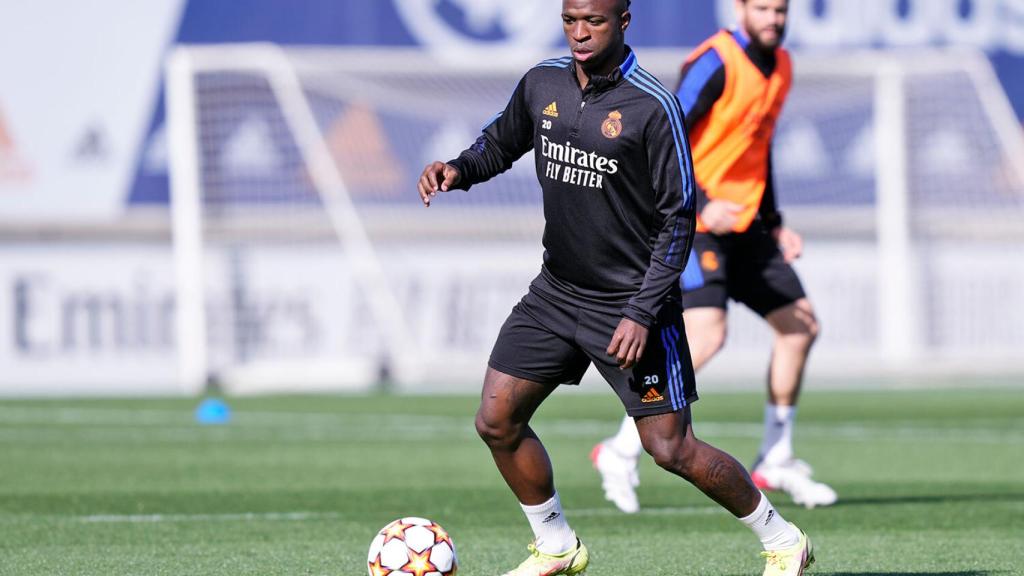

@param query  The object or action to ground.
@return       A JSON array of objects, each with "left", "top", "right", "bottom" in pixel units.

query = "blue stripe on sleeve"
[
  {"left": 680, "top": 248, "right": 704, "bottom": 291},
  {"left": 632, "top": 69, "right": 695, "bottom": 212},
  {"left": 481, "top": 111, "right": 503, "bottom": 131},
  {"left": 535, "top": 56, "right": 573, "bottom": 68},
  {"left": 485, "top": 57, "right": 569, "bottom": 130},
  {"left": 627, "top": 73, "right": 687, "bottom": 263},
  {"left": 627, "top": 69, "right": 696, "bottom": 266},
  {"left": 675, "top": 49, "right": 723, "bottom": 115}
]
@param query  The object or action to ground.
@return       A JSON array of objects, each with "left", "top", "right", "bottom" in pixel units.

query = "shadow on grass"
[
  {"left": 824, "top": 492, "right": 1024, "bottom": 507},
  {"left": 820, "top": 572, "right": 997, "bottom": 576}
]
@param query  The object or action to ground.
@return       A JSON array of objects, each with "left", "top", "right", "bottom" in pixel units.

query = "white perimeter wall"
[{"left": 1, "top": 240, "right": 1021, "bottom": 396}]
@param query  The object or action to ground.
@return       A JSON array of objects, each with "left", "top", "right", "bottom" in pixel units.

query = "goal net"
[{"left": 167, "top": 45, "right": 1024, "bottom": 393}]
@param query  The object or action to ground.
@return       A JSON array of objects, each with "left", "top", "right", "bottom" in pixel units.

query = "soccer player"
[
  {"left": 417, "top": 1, "right": 814, "bottom": 575},
  {"left": 591, "top": 0, "right": 838, "bottom": 514}
]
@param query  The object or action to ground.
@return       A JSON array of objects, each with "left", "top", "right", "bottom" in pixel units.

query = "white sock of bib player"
[
  {"left": 607, "top": 415, "right": 644, "bottom": 459},
  {"left": 739, "top": 491, "right": 801, "bottom": 550},
  {"left": 521, "top": 492, "right": 577, "bottom": 555},
  {"left": 758, "top": 404, "right": 796, "bottom": 467}
]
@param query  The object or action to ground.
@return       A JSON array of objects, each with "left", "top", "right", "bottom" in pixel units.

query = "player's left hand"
[
  {"left": 607, "top": 318, "right": 648, "bottom": 370},
  {"left": 773, "top": 226, "right": 803, "bottom": 263}
]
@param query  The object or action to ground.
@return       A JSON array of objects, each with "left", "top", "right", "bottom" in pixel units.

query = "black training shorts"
[
  {"left": 488, "top": 286, "right": 698, "bottom": 417},
  {"left": 679, "top": 220, "right": 806, "bottom": 317}
]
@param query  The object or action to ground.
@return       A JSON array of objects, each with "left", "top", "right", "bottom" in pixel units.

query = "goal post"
[
  {"left": 167, "top": 44, "right": 419, "bottom": 394},
  {"left": 167, "top": 48, "right": 207, "bottom": 393},
  {"left": 166, "top": 44, "right": 1024, "bottom": 393},
  {"left": 786, "top": 49, "right": 1024, "bottom": 372}
]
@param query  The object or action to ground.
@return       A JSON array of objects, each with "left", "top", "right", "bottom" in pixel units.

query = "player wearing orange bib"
[{"left": 592, "top": 0, "right": 838, "bottom": 518}]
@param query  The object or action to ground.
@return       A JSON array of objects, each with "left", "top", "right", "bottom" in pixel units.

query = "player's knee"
[
  {"left": 805, "top": 316, "right": 820, "bottom": 346},
  {"left": 474, "top": 410, "right": 520, "bottom": 450},
  {"left": 643, "top": 438, "right": 675, "bottom": 470},
  {"left": 776, "top": 315, "right": 819, "bottom": 354},
  {"left": 793, "top": 315, "right": 819, "bottom": 350},
  {"left": 645, "top": 434, "right": 697, "bottom": 478}
]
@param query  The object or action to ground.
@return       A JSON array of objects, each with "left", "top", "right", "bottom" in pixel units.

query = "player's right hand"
[
  {"left": 418, "top": 162, "right": 461, "bottom": 207},
  {"left": 774, "top": 226, "right": 804, "bottom": 262},
  {"left": 700, "top": 200, "right": 743, "bottom": 235},
  {"left": 607, "top": 317, "right": 648, "bottom": 370}
]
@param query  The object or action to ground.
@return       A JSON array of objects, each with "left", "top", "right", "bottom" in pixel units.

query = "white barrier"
[{"left": 2, "top": 238, "right": 1021, "bottom": 396}]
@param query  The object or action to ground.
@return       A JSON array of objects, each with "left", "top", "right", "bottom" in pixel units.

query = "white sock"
[
  {"left": 758, "top": 404, "right": 796, "bottom": 466},
  {"left": 739, "top": 492, "right": 801, "bottom": 550},
  {"left": 521, "top": 492, "right": 576, "bottom": 555},
  {"left": 606, "top": 415, "right": 643, "bottom": 459}
]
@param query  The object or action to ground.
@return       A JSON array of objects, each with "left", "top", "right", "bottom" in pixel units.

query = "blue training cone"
[{"left": 195, "top": 398, "right": 231, "bottom": 425}]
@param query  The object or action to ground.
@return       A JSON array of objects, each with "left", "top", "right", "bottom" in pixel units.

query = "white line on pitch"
[
  {"left": 77, "top": 511, "right": 344, "bottom": 523},
  {"left": 71, "top": 507, "right": 722, "bottom": 524},
  {"left": 0, "top": 406, "right": 1020, "bottom": 444}
]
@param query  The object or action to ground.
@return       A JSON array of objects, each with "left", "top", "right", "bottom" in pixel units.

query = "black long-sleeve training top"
[{"left": 447, "top": 48, "right": 696, "bottom": 328}]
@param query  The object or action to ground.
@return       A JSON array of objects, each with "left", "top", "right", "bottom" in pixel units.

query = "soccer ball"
[{"left": 367, "top": 517, "right": 458, "bottom": 576}]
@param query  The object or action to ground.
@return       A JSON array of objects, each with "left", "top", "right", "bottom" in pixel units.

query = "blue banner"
[{"left": 129, "top": 0, "right": 1024, "bottom": 205}]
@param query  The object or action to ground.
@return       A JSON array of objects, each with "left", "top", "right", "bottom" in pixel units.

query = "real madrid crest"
[{"left": 601, "top": 110, "right": 623, "bottom": 139}]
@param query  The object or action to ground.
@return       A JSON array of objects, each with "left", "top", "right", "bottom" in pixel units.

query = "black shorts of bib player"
[{"left": 683, "top": 218, "right": 806, "bottom": 316}]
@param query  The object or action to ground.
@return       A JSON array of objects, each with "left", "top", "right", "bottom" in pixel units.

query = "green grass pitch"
[{"left": 1, "top": 387, "right": 1022, "bottom": 575}]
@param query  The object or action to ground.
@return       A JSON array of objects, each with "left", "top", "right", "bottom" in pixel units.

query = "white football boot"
[
  {"left": 589, "top": 442, "right": 640, "bottom": 514},
  {"left": 751, "top": 458, "right": 838, "bottom": 509}
]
